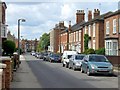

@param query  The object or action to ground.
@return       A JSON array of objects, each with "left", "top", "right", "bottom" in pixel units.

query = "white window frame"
[
  {"left": 1, "top": 24, "right": 7, "bottom": 38},
  {"left": 88, "top": 25, "right": 91, "bottom": 36},
  {"left": 79, "top": 30, "right": 81, "bottom": 42},
  {"left": 93, "top": 23, "right": 95, "bottom": 37},
  {"left": 85, "top": 26, "right": 87, "bottom": 34},
  {"left": 76, "top": 31, "right": 78, "bottom": 42},
  {"left": 118, "top": 18, "right": 120, "bottom": 33},
  {"left": 106, "top": 21, "right": 110, "bottom": 35},
  {"left": 88, "top": 40, "right": 91, "bottom": 48},
  {"left": 113, "top": 19, "right": 116, "bottom": 34},
  {"left": 105, "top": 40, "right": 118, "bottom": 56},
  {"left": 93, "top": 40, "right": 96, "bottom": 50}
]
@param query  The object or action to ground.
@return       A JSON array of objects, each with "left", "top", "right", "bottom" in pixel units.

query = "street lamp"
[{"left": 18, "top": 19, "right": 26, "bottom": 65}]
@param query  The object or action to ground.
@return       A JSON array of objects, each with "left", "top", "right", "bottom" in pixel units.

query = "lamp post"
[{"left": 18, "top": 19, "right": 26, "bottom": 64}]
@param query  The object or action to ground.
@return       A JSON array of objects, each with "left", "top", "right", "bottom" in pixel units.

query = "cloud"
[{"left": 6, "top": 2, "right": 118, "bottom": 40}]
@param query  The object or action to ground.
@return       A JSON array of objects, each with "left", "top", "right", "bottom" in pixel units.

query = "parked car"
[
  {"left": 81, "top": 54, "right": 113, "bottom": 76},
  {"left": 38, "top": 52, "right": 44, "bottom": 59},
  {"left": 49, "top": 54, "right": 61, "bottom": 63},
  {"left": 62, "top": 51, "right": 77, "bottom": 68},
  {"left": 31, "top": 51, "right": 35, "bottom": 56},
  {"left": 69, "top": 54, "right": 85, "bottom": 70},
  {"left": 43, "top": 52, "right": 48, "bottom": 61},
  {"left": 34, "top": 52, "right": 39, "bottom": 57}
]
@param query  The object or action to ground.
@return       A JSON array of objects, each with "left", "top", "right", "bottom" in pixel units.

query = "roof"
[
  {"left": 104, "top": 10, "right": 120, "bottom": 18},
  {"left": 70, "top": 21, "right": 86, "bottom": 32},
  {"left": 60, "top": 28, "right": 68, "bottom": 34},
  {"left": 83, "top": 11, "right": 113, "bottom": 26}
]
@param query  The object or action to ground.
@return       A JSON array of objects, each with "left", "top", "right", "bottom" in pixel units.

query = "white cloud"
[{"left": 6, "top": 2, "right": 118, "bottom": 40}]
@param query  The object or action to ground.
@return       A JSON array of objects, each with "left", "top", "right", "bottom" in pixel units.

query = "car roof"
[{"left": 88, "top": 54, "right": 104, "bottom": 56}]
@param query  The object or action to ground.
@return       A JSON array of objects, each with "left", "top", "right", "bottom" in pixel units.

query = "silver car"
[{"left": 69, "top": 54, "right": 85, "bottom": 70}]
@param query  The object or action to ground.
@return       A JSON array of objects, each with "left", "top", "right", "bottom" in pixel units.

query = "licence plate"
[{"left": 99, "top": 69, "right": 108, "bottom": 71}]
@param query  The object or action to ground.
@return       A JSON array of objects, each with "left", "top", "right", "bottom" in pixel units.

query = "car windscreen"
[
  {"left": 89, "top": 56, "right": 109, "bottom": 62},
  {"left": 52, "top": 54, "right": 60, "bottom": 57},
  {"left": 75, "top": 55, "right": 85, "bottom": 60},
  {"left": 67, "top": 55, "right": 72, "bottom": 59}
]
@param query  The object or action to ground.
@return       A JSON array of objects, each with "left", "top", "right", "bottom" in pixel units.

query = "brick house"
[
  {"left": 0, "top": 2, "right": 7, "bottom": 55},
  {"left": 50, "top": 21, "right": 67, "bottom": 53},
  {"left": 82, "top": 9, "right": 112, "bottom": 52},
  {"left": 104, "top": 10, "right": 120, "bottom": 56},
  {"left": 69, "top": 10, "right": 85, "bottom": 53},
  {"left": 7, "top": 31, "right": 16, "bottom": 42},
  {"left": 0, "top": 2, "right": 7, "bottom": 43},
  {"left": 21, "top": 39, "right": 39, "bottom": 52},
  {"left": 60, "top": 28, "right": 68, "bottom": 53}
]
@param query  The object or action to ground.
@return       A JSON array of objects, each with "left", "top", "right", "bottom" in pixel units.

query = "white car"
[
  {"left": 69, "top": 54, "right": 85, "bottom": 70},
  {"left": 31, "top": 51, "right": 36, "bottom": 56},
  {"left": 62, "top": 51, "right": 77, "bottom": 68}
]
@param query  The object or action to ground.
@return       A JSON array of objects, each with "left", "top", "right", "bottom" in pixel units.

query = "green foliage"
[
  {"left": 38, "top": 33, "right": 50, "bottom": 51},
  {"left": 15, "top": 48, "right": 22, "bottom": 54},
  {"left": 3, "top": 40, "right": 16, "bottom": 56},
  {"left": 84, "top": 34, "right": 89, "bottom": 51},
  {"left": 83, "top": 48, "right": 95, "bottom": 54},
  {"left": 95, "top": 48, "right": 105, "bottom": 55}
]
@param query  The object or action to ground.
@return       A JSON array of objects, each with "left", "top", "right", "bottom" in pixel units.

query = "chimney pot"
[{"left": 94, "top": 9, "right": 100, "bottom": 18}]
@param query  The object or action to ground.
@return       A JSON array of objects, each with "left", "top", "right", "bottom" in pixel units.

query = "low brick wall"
[
  {"left": 0, "top": 69, "right": 3, "bottom": 90},
  {"left": 0, "top": 63, "right": 6, "bottom": 90},
  {"left": 0, "top": 57, "right": 12, "bottom": 90},
  {"left": 106, "top": 56, "right": 120, "bottom": 66}
]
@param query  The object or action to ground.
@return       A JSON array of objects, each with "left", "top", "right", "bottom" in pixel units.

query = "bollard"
[
  {"left": 0, "top": 57, "right": 12, "bottom": 90},
  {"left": 0, "top": 63, "right": 6, "bottom": 90},
  {"left": 13, "top": 52, "right": 19, "bottom": 71}
]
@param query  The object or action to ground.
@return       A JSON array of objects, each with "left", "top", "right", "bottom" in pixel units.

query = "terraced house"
[
  {"left": 69, "top": 10, "right": 85, "bottom": 53},
  {"left": 82, "top": 9, "right": 112, "bottom": 52},
  {"left": 104, "top": 10, "right": 120, "bottom": 56},
  {"left": 50, "top": 21, "right": 67, "bottom": 53}
]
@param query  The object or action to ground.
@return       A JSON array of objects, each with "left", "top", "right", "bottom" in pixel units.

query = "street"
[{"left": 24, "top": 53, "right": 118, "bottom": 88}]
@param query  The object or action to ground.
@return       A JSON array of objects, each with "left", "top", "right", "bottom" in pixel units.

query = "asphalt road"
[{"left": 24, "top": 53, "right": 119, "bottom": 89}]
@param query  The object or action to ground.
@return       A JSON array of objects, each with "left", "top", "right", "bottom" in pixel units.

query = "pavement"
[{"left": 10, "top": 55, "right": 41, "bottom": 88}]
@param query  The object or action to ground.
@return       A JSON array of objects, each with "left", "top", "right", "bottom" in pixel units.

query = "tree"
[
  {"left": 38, "top": 33, "right": 50, "bottom": 51},
  {"left": 2, "top": 40, "right": 16, "bottom": 56},
  {"left": 84, "top": 34, "right": 89, "bottom": 51}
]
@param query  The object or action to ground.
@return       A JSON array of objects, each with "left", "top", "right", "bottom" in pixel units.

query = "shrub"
[
  {"left": 95, "top": 48, "right": 105, "bottom": 55},
  {"left": 83, "top": 48, "right": 95, "bottom": 54},
  {"left": 86, "top": 48, "right": 95, "bottom": 54},
  {"left": 3, "top": 40, "right": 16, "bottom": 56}
]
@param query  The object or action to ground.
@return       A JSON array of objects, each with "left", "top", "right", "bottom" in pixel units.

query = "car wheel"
[
  {"left": 69, "top": 64, "right": 71, "bottom": 69},
  {"left": 81, "top": 67, "right": 84, "bottom": 73},
  {"left": 63, "top": 63, "right": 65, "bottom": 67},
  {"left": 66, "top": 63, "right": 69, "bottom": 68},
  {"left": 87, "top": 68, "right": 91, "bottom": 76},
  {"left": 73, "top": 65, "right": 76, "bottom": 71}
]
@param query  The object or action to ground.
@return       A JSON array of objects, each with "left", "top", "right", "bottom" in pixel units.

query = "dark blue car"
[{"left": 49, "top": 54, "right": 61, "bottom": 63}]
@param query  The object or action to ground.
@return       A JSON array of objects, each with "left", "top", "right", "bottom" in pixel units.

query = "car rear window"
[{"left": 75, "top": 55, "right": 85, "bottom": 60}]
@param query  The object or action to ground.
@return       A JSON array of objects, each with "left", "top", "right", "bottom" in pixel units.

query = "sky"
[{"left": 3, "top": 0, "right": 119, "bottom": 40}]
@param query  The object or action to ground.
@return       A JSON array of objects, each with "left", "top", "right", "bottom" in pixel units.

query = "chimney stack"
[
  {"left": 69, "top": 21, "right": 71, "bottom": 32},
  {"left": 88, "top": 10, "right": 92, "bottom": 21},
  {"left": 76, "top": 10, "right": 85, "bottom": 24},
  {"left": 59, "top": 21, "right": 64, "bottom": 27},
  {"left": 94, "top": 9, "right": 100, "bottom": 18}
]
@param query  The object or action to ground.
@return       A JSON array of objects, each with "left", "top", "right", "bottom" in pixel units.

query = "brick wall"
[
  {"left": 106, "top": 56, "right": 120, "bottom": 66},
  {"left": 0, "top": 57, "right": 12, "bottom": 89}
]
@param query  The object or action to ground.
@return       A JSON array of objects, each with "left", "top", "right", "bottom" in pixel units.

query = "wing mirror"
[{"left": 84, "top": 59, "right": 88, "bottom": 62}]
